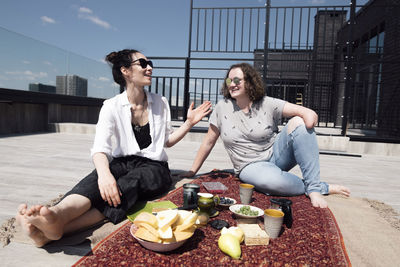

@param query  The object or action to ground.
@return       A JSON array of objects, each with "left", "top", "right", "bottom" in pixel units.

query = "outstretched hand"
[
  {"left": 178, "top": 170, "right": 196, "bottom": 178},
  {"left": 186, "top": 101, "right": 212, "bottom": 126}
]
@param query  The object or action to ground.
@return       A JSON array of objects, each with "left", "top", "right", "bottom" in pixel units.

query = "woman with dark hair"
[
  {"left": 181, "top": 63, "right": 350, "bottom": 208},
  {"left": 16, "top": 49, "right": 211, "bottom": 247}
]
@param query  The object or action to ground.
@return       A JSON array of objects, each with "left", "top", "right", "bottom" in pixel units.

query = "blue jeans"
[{"left": 239, "top": 124, "right": 329, "bottom": 196}]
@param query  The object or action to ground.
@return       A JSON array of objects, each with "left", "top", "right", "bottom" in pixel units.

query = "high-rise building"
[
  {"left": 254, "top": 10, "right": 347, "bottom": 123},
  {"left": 56, "top": 75, "right": 88, "bottom": 96},
  {"left": 29, "top": 83, "right": 56, "bottom": 94},
  {"left": 334, "top": 0, "right": 398, "bottom": 137}
]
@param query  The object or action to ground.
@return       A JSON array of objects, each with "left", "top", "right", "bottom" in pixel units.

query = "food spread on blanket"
[
  {"left": 132, "top": 180, "right": 276, "bottom": 258},
  {"left": 79, "top": 173, "right": 350, "bottom": 266},
  {"left": 133, "top": 210, "right": 198, "bottom": 243}
]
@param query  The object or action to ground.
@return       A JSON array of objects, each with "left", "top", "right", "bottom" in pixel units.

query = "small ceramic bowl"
[
  {"left": 130, "top": 224, "right": 191, "bottom": 252},
  {"left": 218, "top": 197, "right": 237, "bottom": 207},
  {"left": 229, "top": 204, "right": 264, "bottom": 219}
]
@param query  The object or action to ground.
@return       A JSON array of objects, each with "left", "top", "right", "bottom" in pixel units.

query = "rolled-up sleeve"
[
  {"left": 90, "top": 102, "right": 114, "bottom": 157},
  {"left": 209, "top": 101, "right": 220, "bottom": 129},
  {"left": 270, "top": 97, "right": 286, "bottom": 130}
]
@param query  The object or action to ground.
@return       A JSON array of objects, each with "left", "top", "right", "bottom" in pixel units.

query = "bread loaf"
[{"left": 237, "top": 223, "right": 269, "bottom": 246}]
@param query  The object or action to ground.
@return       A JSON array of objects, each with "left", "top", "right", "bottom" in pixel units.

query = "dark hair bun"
[
  {"left": 105, "top": 49, "right": 140, "bottom": 88},
  {"left": 105, "top": 51, "right": 118, "bottom": 65}
]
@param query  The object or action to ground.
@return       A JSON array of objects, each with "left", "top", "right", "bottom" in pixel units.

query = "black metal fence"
[{"left": 147, "top": 0, "right": 400, "bottom": 141}]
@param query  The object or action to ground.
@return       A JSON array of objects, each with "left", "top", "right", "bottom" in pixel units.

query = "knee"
[{"left": 287, "top": 116, "right": 305, "bottom": 134}]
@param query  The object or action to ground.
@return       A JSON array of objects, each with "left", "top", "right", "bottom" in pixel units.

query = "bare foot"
[
  {"left": 25, "top": 205, "right": 64, "bottom": 241},
  {"left": 309, "top": 192, "right": 328, "bottom": 208},
  {"left": 329, "top": 184, "right": 351, "bottom": 197},
  {"left": 16, "top": 204, "right": 51, "bottom": 247}
]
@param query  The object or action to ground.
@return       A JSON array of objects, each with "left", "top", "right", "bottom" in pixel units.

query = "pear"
[
  {"left": 218, "top": 233, "right": 241, "bottom": 259},
  {"left": 221, "top": 227, "right": 244, "bottom": 243}
]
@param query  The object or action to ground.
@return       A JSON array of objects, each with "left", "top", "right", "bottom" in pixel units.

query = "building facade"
[
  {"left": 254, "top": 49, "right": 312, "bottom": 106},
  {"left": 254, "top": 10, "right": 347, "bottom": 124},
  {"left": 56, "top": 75, "right": 88, "bottom": 97},
  {"left": 29, "top": 83, "right": 56, "bottom": 94},
  {"left": 253, "top": 0, "right": 399, "bottom": 137},
  {"left": 335, "top": 0, "right": 400, "bottom": 137}
]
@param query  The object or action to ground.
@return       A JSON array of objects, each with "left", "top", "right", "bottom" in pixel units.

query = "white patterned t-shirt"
[{"left": 209, "top": 96, "right": 286, "bottom": 173}]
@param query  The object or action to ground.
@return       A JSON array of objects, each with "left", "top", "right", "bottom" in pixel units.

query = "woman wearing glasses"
[
  {"left": 182, "top": 63, "right": 350, "bottom": 208},
  {"left": 16, "top": 49, "right": 212, "bottom": 247}
]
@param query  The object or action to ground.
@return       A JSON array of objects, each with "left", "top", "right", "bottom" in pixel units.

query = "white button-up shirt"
[{"left": 91, "top": 90, "right": 173, "bottom": 162}]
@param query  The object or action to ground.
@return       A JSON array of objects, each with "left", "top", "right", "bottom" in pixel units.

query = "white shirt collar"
[{"left": 120, "top": 89, "right": 153, "bottom": 107}]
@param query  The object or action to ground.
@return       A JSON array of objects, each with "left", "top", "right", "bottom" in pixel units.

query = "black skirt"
[{"left": 63, "top": 155, "right": 172, "bottom": 224}]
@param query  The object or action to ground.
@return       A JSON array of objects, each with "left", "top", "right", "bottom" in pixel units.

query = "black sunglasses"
[{"left": 131, "top": 58, "right": 153, "bottom": 69}]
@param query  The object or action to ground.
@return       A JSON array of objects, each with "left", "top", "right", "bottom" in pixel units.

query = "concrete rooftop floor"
[{"left": 0, "top": 129, "right": 400, "bottom": 266}]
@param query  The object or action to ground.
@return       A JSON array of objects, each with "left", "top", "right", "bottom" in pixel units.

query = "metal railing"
[{"left": 181, "top": 0, "right": 400, "bottom": 140}]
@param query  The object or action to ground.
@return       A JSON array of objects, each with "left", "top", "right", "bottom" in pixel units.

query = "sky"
[{"left": 0, "top": 0, "right": 370, "bottom": 98}]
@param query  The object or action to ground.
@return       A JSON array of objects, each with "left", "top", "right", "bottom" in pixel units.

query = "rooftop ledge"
[{"left": 47, "top": 122, "right": 400, "bottom": 157}]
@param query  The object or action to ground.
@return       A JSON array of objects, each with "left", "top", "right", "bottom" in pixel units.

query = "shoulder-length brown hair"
[{"left": 221, "top": 63, "right": 265, "bottom": 102}]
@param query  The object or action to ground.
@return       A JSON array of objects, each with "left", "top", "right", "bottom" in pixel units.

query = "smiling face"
[
  {"left": 227, "top": 67, "right": 247, "bottom": 100},
  {"left": 121, "top": 52, "right": 153, "bottom": 88}
]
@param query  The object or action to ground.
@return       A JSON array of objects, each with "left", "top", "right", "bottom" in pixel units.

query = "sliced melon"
[
  {"left": 174, "top": 226, "right": 196, "bottom": 242},
  {"left": 175, "top": 212, "right": 198, "bottom": 232},
  {"left": 136, "top": 222, "right": 159, "bottom": 238},
  {"left": 162, "top": 235, "right": 177, "bottom": 244},
  {"left": 135, "top": 227, "right": 160, "bottom": 243},
  {"left": 156, "top": 210, "right": 179, "bottom": 231},
  {"left": 158, "top": 226, "right": 173, "bottom": 239},
  {"left": 133, "top": 212, "right": 158, "bottom": 228}
]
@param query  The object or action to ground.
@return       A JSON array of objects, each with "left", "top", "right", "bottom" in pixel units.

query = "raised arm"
[
  {"left": 179, "top": 124, "right": 220, "bottom": 177},
  {"left": 282, "top": 102, "right": 318, "bottom": 129},
  {"left": 165, "top": 101, "right": 212, "bottom": 147}
]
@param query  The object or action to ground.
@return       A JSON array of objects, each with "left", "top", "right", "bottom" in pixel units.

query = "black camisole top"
[{"left": 132, "top": 122, "right": 152, "bottom": 150}]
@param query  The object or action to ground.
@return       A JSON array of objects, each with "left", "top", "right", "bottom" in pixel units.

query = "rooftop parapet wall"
[
  {"left": 0, "top": 88, "right": 103, "bottom": 135},
  {"left": 48, "top": 122, "right": 400, "bottom": 157}
]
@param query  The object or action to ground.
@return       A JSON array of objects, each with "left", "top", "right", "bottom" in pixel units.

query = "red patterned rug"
[{"left": 73, "top": 170, "right": 350, "bottom": 266}]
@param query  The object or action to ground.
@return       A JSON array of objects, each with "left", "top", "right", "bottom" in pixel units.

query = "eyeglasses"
[
  {"left": 225, "top": 77, "right": 242, "bottom": 86},
  {"left": 131, "top": 58, "right": 153, "bottom": 69}
]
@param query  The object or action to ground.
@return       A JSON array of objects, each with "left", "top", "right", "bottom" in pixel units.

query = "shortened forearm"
[
  {"left": 190, "top": 136, "right": 217, "bottom": 174},
  {"left": 165, "top": 120, "right": 193, "bottom": 147}
]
